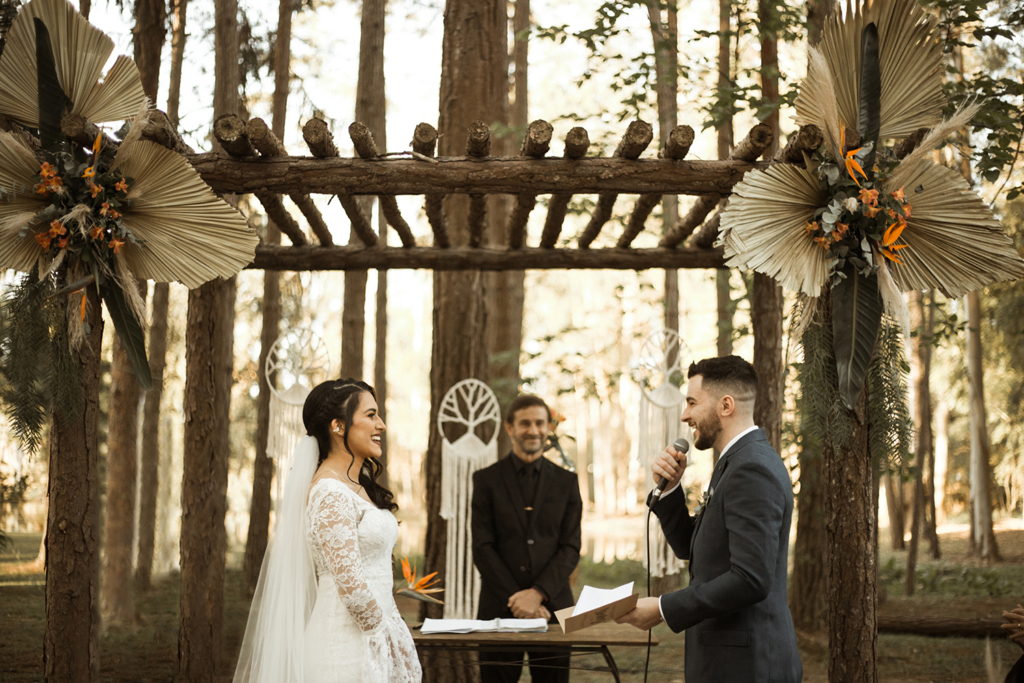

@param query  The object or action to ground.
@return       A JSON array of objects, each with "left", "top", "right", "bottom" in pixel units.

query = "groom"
[{"left": 618, "top": 355, "right": 802, "bottom": 682}]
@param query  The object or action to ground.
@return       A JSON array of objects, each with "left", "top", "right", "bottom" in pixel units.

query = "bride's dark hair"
[{"left": 303, "top": 378, "right": 398, "bottom": 512}]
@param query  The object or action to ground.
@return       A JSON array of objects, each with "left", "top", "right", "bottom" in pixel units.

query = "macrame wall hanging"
[
  {"left": 265, "top": 329, "right": 330, "bottom": 509},
  {"left": 438, "top": 378, "right": 500, "bottom": 619},
  {"left": 632, "top": 328, "right": 692, "bottom": 577}
]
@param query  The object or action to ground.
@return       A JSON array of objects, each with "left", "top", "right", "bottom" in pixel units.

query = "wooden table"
[{"left": 412, "top": 621, "right": 658, "bottom": 682}]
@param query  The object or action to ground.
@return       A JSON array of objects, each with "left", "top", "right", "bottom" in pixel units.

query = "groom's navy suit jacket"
[
  {"left": 471, "top": 454, "right": 583, "bottom": 619},
  {"left": 652, "top": 428, "right": 802, "bottom": 682}
]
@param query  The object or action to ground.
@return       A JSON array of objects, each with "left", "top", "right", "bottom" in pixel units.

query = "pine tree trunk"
[
  {"left": 137, "top": 282, "right": 169, "bottom": 591},
  {"left": 44, "top": 287, "right": 104, "bottom": 683},
  {"left": 166, "top": 0, "right": 189, "bottom": 129},
  {"left": 422, "top": 3, "right": 507, "bottom": 681},
  {"left": 242, "top": 0, "right": 291, "bottom": 599},
  {"left": 966, "top": 290, "right": 1000, "bottom": 561},
  {"left": 904, "top": 290, "right": 933, "bottom": 595},
  {"left": 827, "top": 385, "right": 878, "bottom": 682},
  {"left": 884, "top": 471, "right": 905, "bottom": 550},
  {"left": 102, "top": 316, "right": 145, "bottom": 625},
  {"left": 178, "top": 0, "right": 239, "bottom": 677}
]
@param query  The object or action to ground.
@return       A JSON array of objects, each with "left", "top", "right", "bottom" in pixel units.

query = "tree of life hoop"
[
  {"left": 437, "top": 378, "right": 501, "bottom": 454},
  {"left": 264, "top": 329, "right": 331, "bottom": 403},
  {"left": 632, "top": 328, "right": 690, "bottom": 409}
]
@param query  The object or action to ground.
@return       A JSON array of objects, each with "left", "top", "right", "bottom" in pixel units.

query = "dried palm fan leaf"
[
  {"left": 115, "top": 140, "right": 258, "bottom": 289},
  {"left": 880, "top": 156, "right": 1024, "bottom": 297},
  {"left": 0, "top": 131, "right": 51, "bottom": 272},
  {"left": 794, "top": 0, "right": 945, "bottom": 141},
  {"left": 797, "top": 49, "right": 845, "bottom": 160},
  {"left": 885, "top": 102, "right": 980, "bottom": 191},
  {"left": 719, "top": 162, "right": 829, "bottom": 297},
  {"left": 0, "top": 0, "right": 146, "bottom": 127}
]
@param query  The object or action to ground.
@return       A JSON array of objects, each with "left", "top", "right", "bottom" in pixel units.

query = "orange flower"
[
  {"left": 813, "top": 236, "right": 830, "bottom": 249},
  {"left": 48, "top": 219, "right": 66, "bottom": 238},
  {"left": 57, "top": 237, "right": 69, "bottom": 249},
  {"left": 108, "top": 237, "right": 125, "bottom": 253},
  {"left": 865, "top": 205, "right": 882, "bottom": 218},
  {"left": 880, "top": 249, "right": 905, "bottom": 265},
  {"left": 34, "top": 183, "right": 47, "bottom": 195},
  {"left": 35, "top": 232, "right": 51, "bottom": 249},
  {"left": 805, "top": 220, "right": 819, "bottom": 235},
  {"left": 47, "top": 176, "right": 63, "bottom": 189},
  {"left": 890, "top": 186, "right": 906, "bottom": 203},
  {"left": 82, "top": 166, "right": 96, "bottom": 179},
  {"left": 89, "top": 182, "right": 102, "bottom": 198},
  {"left": 834, "top": 222, "right": 850, "bottom": 238},
  {"left": 114, "top": 178, "right": 128, "bottom": 192},
  {"left": 858, "top": 188, "right": 879, "bottom": 206},
  {"left": 39, "top": 162, "right": 56, "bottom": 178},
  {"left": 902, "top": 204, "right": 912, "bottom": 218},
  {"left": 99, "top": 201, "right": 110, "bottom": 216},
  {"left": 91, "top": 132, "right": 103, "bottom": 158},
  {"left": 841, "top": 128, "right": 867, "bottom": 187},
  {"left": 89, "top": 224, "right": 104, "bottom": 240}
]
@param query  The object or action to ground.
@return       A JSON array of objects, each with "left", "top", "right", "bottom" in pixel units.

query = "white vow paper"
[{"left": 571, "top": 582, "right": 635, "bottom": 617}]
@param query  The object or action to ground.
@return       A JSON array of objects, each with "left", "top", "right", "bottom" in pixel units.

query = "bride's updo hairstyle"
[{"left": 303, "top": 378, "right": 398, "bottom": 512}]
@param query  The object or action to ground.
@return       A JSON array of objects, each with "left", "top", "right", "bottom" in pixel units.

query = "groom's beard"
[{"left": 692, "top": 412, "right": 722, "bottom": 451}]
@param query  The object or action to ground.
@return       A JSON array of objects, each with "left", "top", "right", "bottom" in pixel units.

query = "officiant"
[{"left": 471, "top": 395, "right": 583, "bottom": 683}]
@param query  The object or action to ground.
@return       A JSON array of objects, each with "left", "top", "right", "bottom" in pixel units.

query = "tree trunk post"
[
  {"left": 827, "top": 385, "right": 878, "bottom": 682},
  {"left": 44, "top": 287, "right": 104, "bottom": 683},
  {"left": 966, "top": 290, "right": 1000, "bottom": 561}
]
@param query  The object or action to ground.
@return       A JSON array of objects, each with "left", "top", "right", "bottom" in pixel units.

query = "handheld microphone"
[{"left": 649, "top": 437, "right": 690, "bottom": 505}]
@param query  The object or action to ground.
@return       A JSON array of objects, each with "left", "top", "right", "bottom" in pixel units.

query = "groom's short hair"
[{"left": 688, "top": 356, "right": 758, "bottom": 401}]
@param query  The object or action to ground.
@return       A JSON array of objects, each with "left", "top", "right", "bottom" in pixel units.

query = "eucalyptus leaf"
[
  {"left": 832, "top": 266, "right": 884, "bottom": 410},
  {"left": 100, "top": 282, "right": 152, "bottom": 390}
]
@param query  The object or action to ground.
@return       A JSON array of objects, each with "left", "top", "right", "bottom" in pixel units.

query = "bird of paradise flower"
[{"left": 396, "top": 557, "right": 444, "bottom": 605}]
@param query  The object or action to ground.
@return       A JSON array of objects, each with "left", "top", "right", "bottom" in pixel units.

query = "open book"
[{"left": 420, "top": 618, "right": 548, "bottom": 634}]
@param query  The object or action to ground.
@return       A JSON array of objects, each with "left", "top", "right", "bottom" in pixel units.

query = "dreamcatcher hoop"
[
  {"left": 265, "top": 329, "right": 330, "bottom": 509},
  {"left": 632, "top": 328, "right": 692, "bottom": 577},
  {"left": 438, "top": 378, "right": 500, "bottom": 619}
]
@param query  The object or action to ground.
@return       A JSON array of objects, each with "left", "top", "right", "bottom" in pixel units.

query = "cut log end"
[
  {"left": 245, "top": 117, "right": 286, "bottom": 158},
  {"left": 302, "top": 118, "right": 339, "bottom": 158},
  {"left": 349, "top": 121, "right": 380, "bottom": 159},
  {"left": 616, "top": 120, "right": 654, "bottom": 160},
  {"left": 663, "top": 125, "right": 695, "bottom": 160},
  {"left": 521, "top": 120, "right": 553, "bottom": 158},
  {"left": 213, "top": 114, "right": 254, "bottom": 157},
  {"left": 564, "top": 127, "right": 590, "bottom": 159},
  {"left": 466, "top": 120, "right": 491, "bottom": 157},
  {"left": 413, "top": 123, "right": 438, "bottom": 157}
]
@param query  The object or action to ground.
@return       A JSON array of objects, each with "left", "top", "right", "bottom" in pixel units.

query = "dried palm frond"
[
  {"left": 116, "top": 140, "right": 258, "bottom": 289},
  {"left": 0, "top": 0, "right": 146, "bottom": 127},
  {"left": 875, "top": 254, "right": 911, "bottom": 338},
  {"left": 885, "top": 102, "right": 981, "bottom": 191},
  {"left": 794, "top": 0, "right": 945, "bottom": 141},
  {"left": 880, "top": 157, "right": 1024, "bottom": 297},
  {"left": 797, "top": 48, "right": 844, "bottom": 160},
  {"left": 0, "top": 131, "right": 49, "bottom": 273},
  {"left": 719, "top": 162, "right": 829, "bottom": 296}
]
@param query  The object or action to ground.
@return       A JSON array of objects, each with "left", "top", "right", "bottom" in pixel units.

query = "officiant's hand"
[
  {"left": 652, "top": 444, "right": 687, "bottom": 492},
  {"left": 616, "top": 597, "right": 663, "bottom": 631},
  {"left": 1002, "top": 604, "right": 1024, "bottom": 652},
  {"left": 508, "top": 588, "right": 546, "bottom": 619}
]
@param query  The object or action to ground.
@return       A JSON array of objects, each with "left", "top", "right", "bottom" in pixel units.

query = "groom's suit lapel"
[
  {"left": 498, "top": 455, "right": 530, "bottom": 532},
  {"left": 687, "top": 429, "right": 763, "bottom": 561}
]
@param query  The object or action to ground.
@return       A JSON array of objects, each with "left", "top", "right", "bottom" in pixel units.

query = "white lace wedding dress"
[{"left": 304, "top": 478, "right": 422, "bottom": 683}]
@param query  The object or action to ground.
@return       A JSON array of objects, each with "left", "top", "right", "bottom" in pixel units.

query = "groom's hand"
[
  {"left": 616, "top": 597, "right": 663, "bottom": 631},
  {"left": 508, "top": 587, "right": 545, "bottom": 619}
]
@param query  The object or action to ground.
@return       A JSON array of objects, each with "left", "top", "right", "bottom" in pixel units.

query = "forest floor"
[{"left": 1, "top": 520, "right": 1022, "bottom": 682}]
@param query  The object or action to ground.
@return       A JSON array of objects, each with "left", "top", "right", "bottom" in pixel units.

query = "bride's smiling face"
[{"left": 334, "top": 391, "right": 386, "bottom": 459}]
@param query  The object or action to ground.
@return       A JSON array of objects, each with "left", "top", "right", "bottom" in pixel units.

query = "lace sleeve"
[{"left": 309, "top": 484, "right": 384, "bottom": 633}]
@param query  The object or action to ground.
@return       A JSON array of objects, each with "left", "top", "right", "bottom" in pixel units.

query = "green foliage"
[
  {"left": 866, "top": 320, "right": 913, "bottom": 471},
  {"left": 0, "top": 272, "right": 83, "bottom": 454},
  {"left": 857, "top": 22, "right": 881, "bottom": 172},
  {"left": 99, "top": 281, "right": 152, "bottom": 390},
  {"left": 931, "top": 0, "right": 1024, "bottom": 199},
  {"left": 33, "top": 18, "right": 70, "bottom": 155},
  {"left": 794, "top": 297, "right": 853, "bottom": 455},
  {"left": 879, "top": 557, "right": 1023, "bottom": 597}
]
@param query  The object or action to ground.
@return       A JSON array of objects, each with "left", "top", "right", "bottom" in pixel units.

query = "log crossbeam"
[
  {"left": 619, "top": 125, "right": 695, "bottom": 248},
  {"left": 507, "top": 120, "right": 553, "bottom": 249},
  {"left": 300, "top": 117, "right": 377, "bottom": 247},
  {"left": 539, "top": 127, "right": 589, "bottom": 249},
  {"left": 213, "top": 114, "right": 309, "bottom": 246},
  {"left": 349, "top": 122, "right": 416, "bottom": 248},
  {"left": 252, "top": 244, "right": 725, "bottom": 271},
  {"left": 578, "top": 120, "right": 654, "bottom": 249}
]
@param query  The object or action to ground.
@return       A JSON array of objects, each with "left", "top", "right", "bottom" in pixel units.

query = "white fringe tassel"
[
  {"left": 269, "top": 385, "right": 309, "bottom": 510},
  {"left": 441, "top": 432, "right": 496, "bottom": 619},
  {"left": 639, "top": 384, "right": 687, "bottom": 578}
]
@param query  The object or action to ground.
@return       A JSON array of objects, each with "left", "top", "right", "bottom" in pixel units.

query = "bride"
[{"left": 233, "top": 379, "right": 422, "bottom": 683}]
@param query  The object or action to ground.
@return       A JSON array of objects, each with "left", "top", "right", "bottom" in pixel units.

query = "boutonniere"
[{"left": 694, "top": 486, "right": 715, "bottom": 518}]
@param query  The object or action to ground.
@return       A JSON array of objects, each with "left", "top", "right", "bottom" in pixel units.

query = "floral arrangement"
[
  {"left": 717, "top": 0, "right": 1024, "bottom": 411},
  {"left": 396, "top": 557, "right": 443, "bottom": 605},
  {"left": 0, "top": 0, "right": 258, "bottom": 449},
  {"left": 543, "top": 409, "right": 576, "bottom": 471}
]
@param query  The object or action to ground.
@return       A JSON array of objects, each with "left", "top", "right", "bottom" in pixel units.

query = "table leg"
[{"left": 599, "top": 645, "right": 621, "bottom": 683}]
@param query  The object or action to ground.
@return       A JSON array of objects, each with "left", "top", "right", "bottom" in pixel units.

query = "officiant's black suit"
[{"left": 472, "top": 453, "right": 583, "bottom": 683}]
